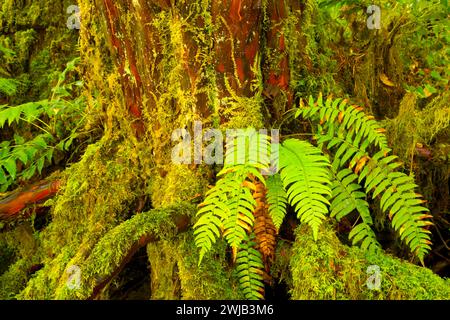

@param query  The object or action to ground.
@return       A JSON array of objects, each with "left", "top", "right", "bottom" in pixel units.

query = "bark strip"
[{"left": 0, "top": 180, "right": 61, "bottom": 221}]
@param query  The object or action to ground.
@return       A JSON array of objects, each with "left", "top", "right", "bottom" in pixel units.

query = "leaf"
[
  {"left": 0, "top": 167, "right": 7, "bottom": 184},
  {"left": 37, "top": 157, "right": 45, "bottom": 174},
  {"left": 279, "top": 139, "right": 332, "bottom": 240},
  {"left": 7, "top": 106, "right": 22, "bottom": 126},
  {"left": 2, "top": 158, "right": 17, "bottom": 180},
  {"left": 430, "top": 70, "right": 441, "bottom": 80},
  {"left": 15, "top": 149, "right": 29, "bottom": 165},
  {"left": 380, "top": 73, "right": 395, "bottom": 87}
]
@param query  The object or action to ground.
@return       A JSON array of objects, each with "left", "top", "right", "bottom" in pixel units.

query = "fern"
[
  {"left": 279, "top": 139, "right": 332, "bottom": 240},
  {"left": 349, "top": 222, "right": 381, "bottom": 253},
  {"left": 0, "top": 78, "right": 19, "bottom": 96},
  {"left": 329, "top": 167, "right": 382, "bottom": 252},
  {"left": 235, "top": 234, "right": 265, "bottom": 300},
  {"left": 361, "top": 153, "right": 432, "bottom": 261},
  {"left": 330, "top": 168, "right": 371, "bottom": 223},
  {"left": 194, "top": 130, "right": 271, "bottom": 263},
  {"left": 0, "top": 58, "right": 85, "bottom": 192},
  {"left": 0, "top": 134, "right": 54, "bottom": 192},
  {"left": 296, "top": 94, "right": 432, "bottom": 262},
  {"left": 265, "top": 173, "right": 288, "bottom": 232}
]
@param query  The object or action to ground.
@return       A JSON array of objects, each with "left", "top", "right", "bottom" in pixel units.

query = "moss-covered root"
[
  {"left": 290, "top": 224, "right": 450, "bottom": 300},
  {"left": 18, "top": 203, "right": 194, "bottom": 300},
  {"left": 147, "top": 233, "right": 242, "bottom": 300}
]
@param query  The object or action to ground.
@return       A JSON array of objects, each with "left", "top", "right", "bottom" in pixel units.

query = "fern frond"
[
  {"left": 224, "top": 128, "right": 271, "bottom": 171},
  {"left": 297, "top": 95, "right": 432, "bottom": 261},
  {"left": 348, "top": 222, "right": 381, "bottom": 253},
  {"left": 330, "top": 168, "right": 372, "bottom": 224},
  {"left": 194, "top": 168, "right": 251, "bottom": 263},
  {"left": 265, "top": 173, "right": 288, "bottom": 231},
  {"left": 235, "top": 234, "right": 265, "bottom": 300},
  {"left": 195, "top": 130, "right": 273, "bottom": 264},
  {"left": 0, "top": 78, "right": 19, "bottom": 96},
  {"left": 297, "top": 95, "right": 389, "bottom": 153},
  {"left": 361, "top": 154, "right": 432, "bottom": 261},
  {"left": 222, "top": 175, "right": 257, "bottom": 249},
  {"left": 251, "top": 175, "right": 277, "bottom": 265},
  {"left": 279, "top": 139, "right": 332, "bottom": 240}
]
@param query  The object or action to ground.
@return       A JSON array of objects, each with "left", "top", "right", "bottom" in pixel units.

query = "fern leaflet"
[
  {"left": 265, "top": 173, "right": 288, "bottom": 232},
  {"left": 235, "top": 234, "right": 265, "bottom": 300}
]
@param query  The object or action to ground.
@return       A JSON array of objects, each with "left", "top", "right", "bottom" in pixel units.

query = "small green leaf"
[
  {"left": 0, "top": 167, "right": 7, "bottom": 184},
  {"left": 3, "top": 158, "right": 17, "bottom": 180},
  {"left": 37, "top": 157, "right": 45, "bottom": 174},
  {"left": 15, "top": 149, "right": 28, "bottom": 165},
  {"left": 7, "top": 106, "right": 22, "bottom": 125}
]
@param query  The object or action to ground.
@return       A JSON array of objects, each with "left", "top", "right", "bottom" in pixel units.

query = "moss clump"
[
  {"left": 150, "top": 164, "right": 209, "bottom": 208},
  {"left": 290, "top": 223, "right": 450, "bottom": 300},
  {"left": 177, "top": 234, "right": 242, "bottom": 300},
  {"left": 146, "top": 233, "right": 241, "bottom": 300}
]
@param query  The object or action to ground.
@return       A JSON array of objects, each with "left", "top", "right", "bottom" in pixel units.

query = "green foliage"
[
  {"left": 194, "top": 130, "right": 271, "bottom": 263},
  {"left": 0, "top": 57, "right": 85, "bottom": 192},
  {"left": 297, "top": 95, "right": 432, "bottom": 262},
  {"left": 279, "top": 139, "right": 332, "bottom": 240},
  {"left": 265, "top": 174, "right": 288, "bottom": 231},
  {"left": 235, "top": 234, "right": 265, "bottom": 300},
  {"left": 0, "top": 78, "right": 19, "bottom": 96},
  {"left": 195, "top": 94, "right": 435, "bottom": 300}
]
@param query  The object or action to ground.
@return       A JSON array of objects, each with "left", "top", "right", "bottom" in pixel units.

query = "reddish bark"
[
  {"left": 0, "top": 180, "right": 61, "bottom": 221},
  {"left": 102, "top": 0, "right": 145, "bottom": 137}
]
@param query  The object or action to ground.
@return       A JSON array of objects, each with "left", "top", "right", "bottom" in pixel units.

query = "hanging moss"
[{"left": 290, "top": 223, "right": 450, "bottom": 300}]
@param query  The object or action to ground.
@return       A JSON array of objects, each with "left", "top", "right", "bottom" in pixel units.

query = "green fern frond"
[
  {"left": 349, "top": 222, "right": 381, "bottom": 253},
  {"left": 330, "top": 168, "right": 371, "bottom": 224},
  {"left": 297, "top": 95, "right": 432, "bottom": 261},
  {"left": 194, "top": 176, "right": 234, "bottom": 264},
  {"left": 279, "top": 139, "right": 332, "bottom": 240},
  {"left": 266, "top": 173, "right": 288, "bottom": 231},
  {"left": 222, "top": 174, "right": 257, "bottom": 248},
  {"left": 224, "top": 128, "right": 271, "bottom": 171},
  {"left": 235, "top": 234, "right": 265, "bottom": 300},
  {"left": 297, "top": 94, "right": 389, "bottom": 153},
  {"left": 361, "top": 155, "right": 432, "bottom": 261},
  {"left": 195, "top": 130, "right": 273, "bottom": 264}
]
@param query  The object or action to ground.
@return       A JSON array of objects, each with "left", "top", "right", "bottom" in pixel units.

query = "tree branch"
[{"left": 0, "top": 180, "right": 61, "bottom": 221}]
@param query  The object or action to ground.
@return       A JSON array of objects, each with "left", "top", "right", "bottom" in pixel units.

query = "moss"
[
  {"left": 0, "top": 258, "right": 38, "bottom": 299},
  {"left": 147, "top": 239, "right": 181, "bottom": 300},
  {"left": 9, "top": 135, "right": 147, "bottom": 299},
  {"left": 177, "top": 234, "right": 242, "bottom": 300},
  {"left": 17, "top": 204, "right": 193, "bottom": 300},
  {"left": 0, "top": 0, "right": 79, "bottom": 104},
  {"left": 150, "top": 164, "right": 209, "bottom": 208},
  {"left": 146, "top": 232, "right": 241, "bottom": 300},
  {"left": 290, "top": 223, "right": 450, "bottom": 300}
]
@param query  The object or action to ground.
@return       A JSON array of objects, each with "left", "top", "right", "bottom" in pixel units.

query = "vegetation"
[{"left": 0, "top": 0, "right": 449, "bottom": 300}]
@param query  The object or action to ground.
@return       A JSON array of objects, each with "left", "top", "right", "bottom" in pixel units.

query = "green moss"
[
  {"left": 0, "top": 0, "right": 79, "bottom": 104},
  {"left": 150, "top": 164, "right": 208, "bottom": 208},
  {"left": 290, "top": 223, "right": 450, "bottom": 300},
  {"left": 177, "top": 234, "right": 242, "bottom": 300}
]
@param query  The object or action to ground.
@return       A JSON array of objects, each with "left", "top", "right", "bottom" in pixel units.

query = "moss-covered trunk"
[{"left": 64, "top": 0, "right": 302, "bottom": 299}]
